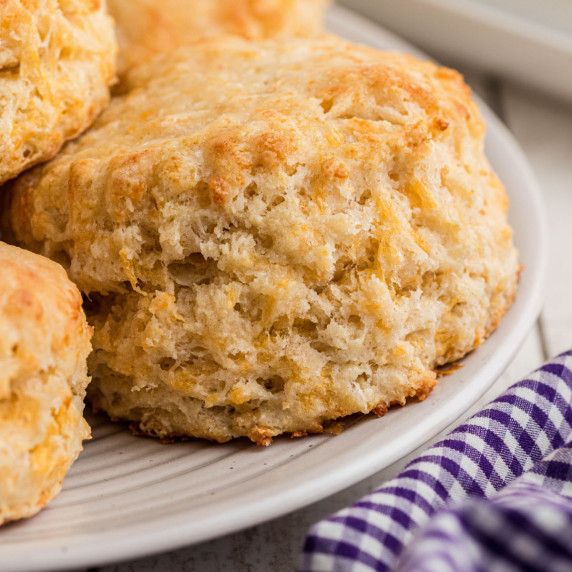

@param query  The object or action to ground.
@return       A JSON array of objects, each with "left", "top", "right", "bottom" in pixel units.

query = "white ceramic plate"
[{"left": 0, "top": 6, "right": 548, "bottom": 571}]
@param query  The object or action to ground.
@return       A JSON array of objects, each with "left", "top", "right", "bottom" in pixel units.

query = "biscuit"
[
  {"left": 108, "top": 0, "right": 328, "bottom": 75},
  {"left": 0, "top": 0, "right": 116, "bottom": 185},
  {"left": 0, "top": 243, "right": 92, "bottom": 524},
  {"left": 5, "top": 37, "right": 519, "bottom": 444}
]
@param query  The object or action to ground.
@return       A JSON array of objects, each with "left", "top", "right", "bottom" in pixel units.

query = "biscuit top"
[
  {"left": 0, "top": 243, "right": 93, "bottom": 401},
  {"left": 108, "top": 0, "right": 329, "bottom": 75},
  {"left": 7, "top": 36, "right": 509, "bottom": 304},
  {"left": 0, "top": 0, "right": 116, "bottom": 184}
]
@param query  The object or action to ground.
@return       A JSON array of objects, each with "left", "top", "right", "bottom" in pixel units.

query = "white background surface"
[
  {"left": 341, "top": 0, "right": 572, "bottom": 102},
  {"left": 17, "top": 4, "right": 572, "bottom": 572}
]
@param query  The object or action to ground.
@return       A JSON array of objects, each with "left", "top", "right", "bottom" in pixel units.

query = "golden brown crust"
[
  {"left": 108, "top": 0, "right": 328, "bottom": 76},
  {"left": 5, "top": 36, "right": 519, "bottom": 445},
  {"left": 0, "top": 0, "right": 116, "bottom": 185},
  {"left": 247, "top": 427, "right": 275, "bottom": 447},
  {"left": 0, "top": 242, "right": 92, "bottom": 525}
]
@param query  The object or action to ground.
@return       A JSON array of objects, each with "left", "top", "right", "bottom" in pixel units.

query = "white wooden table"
[{"left": 69, "top": 28, "right": 572, "bottom": 572}]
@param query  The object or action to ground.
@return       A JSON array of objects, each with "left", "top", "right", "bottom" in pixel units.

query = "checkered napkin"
[{"left": 300, "top": 350, "right": 572, "bottom": 571}]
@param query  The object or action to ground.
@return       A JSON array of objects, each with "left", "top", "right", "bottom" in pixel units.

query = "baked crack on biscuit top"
[
  {"left": 0, "top": 0, "right": 116, "bottom": 185},
  {"left": 0, "top": 243, "right": 92, "bottom": 525},
  {"left": 108, "top": 0, "right": 329, "bottom": 76},
  {"left": 5, "top": 37, "right": 519, "bottom": 445}
]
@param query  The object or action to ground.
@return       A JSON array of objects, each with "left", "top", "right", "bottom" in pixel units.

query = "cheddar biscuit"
[
  {"left": 0, "top": 0, "right": 116, "bottom": 185},
  {"left": 6, "top": 37, "right": 519, "bottom": 444},
  {"left": 0, "top": 243, "right": 92, "bottom": 524},
  {"left": 108, "top": 0, "right": 328, "bottom": 75}
]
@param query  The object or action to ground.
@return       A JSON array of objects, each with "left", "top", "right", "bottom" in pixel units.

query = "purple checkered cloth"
[{"left": 300, "top": 350, "right": 572, "bottom": 571}]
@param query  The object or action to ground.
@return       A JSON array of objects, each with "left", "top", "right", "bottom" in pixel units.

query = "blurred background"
[{"left": 340, "top": 0, "right": 572, "bottom": 102}]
